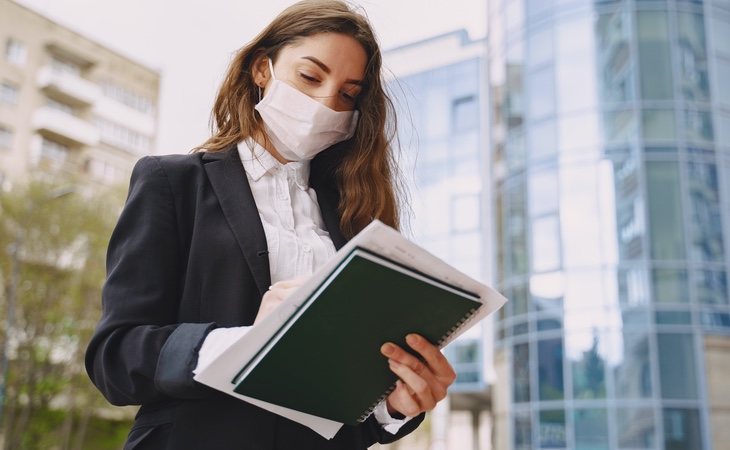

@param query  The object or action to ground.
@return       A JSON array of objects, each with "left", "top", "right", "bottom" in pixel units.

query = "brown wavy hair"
[{"left": 194, "top": 0, "right": 403, "bottom": 238}]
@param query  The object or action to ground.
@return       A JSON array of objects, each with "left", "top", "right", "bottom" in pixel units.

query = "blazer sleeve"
[{"left": 85, "top": 156, "right": 216, "bottom": 406}]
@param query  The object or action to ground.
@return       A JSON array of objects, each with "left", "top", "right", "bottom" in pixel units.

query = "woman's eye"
[{"left": 299, "top": 73, "right": 319, "bottom": 84}]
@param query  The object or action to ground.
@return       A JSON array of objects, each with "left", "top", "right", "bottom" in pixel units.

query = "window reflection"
[
  {"left": 677, "top": 12, "right": 710, "bottom": 101},
  {"left": 687, "top": 162, "right": 724, "bottom": 262},
  {"left": 646, "top": 161, "right": 686, "bottom": 260},
  {"left": 513, "top": 342, "right": 530, "bottom": 403},
  {"left": 652, "top": 268, "right": 690, "bottom": 303},
  {"left": 574, "top": 408, "right": 609, "bottom": 450},
  {"left": 637, "top": 11, "right": 674, "bottom": 100},
  {"left": 616, "top": 407, "right": 656, "bottom": 448},
  {"left": 642, "top": 109, "right": 676, "bottom": 141},
  {"left": 597, "top": 8, "right": 635, "bottom": 103},
  {"left": 560, "top": 164, "right": 603, "bottom": 268},
  {"left": 527, "top": 66, "right": 555, "bottom": 120},
  {"left": 683, "top": 110, "right": 714, "bottom": 144},
  {"left": 695, "top": 270, "right": 729, "bottom": 305},
  {"left": 539, "top": 409, "right": 566, "bottom": 448},
  {"left": 613, "top": 331, "right": 652, "bottom": 398},
  {"left": 527, "top": 119, "right": 556, "bottom": 161},
  {"left": 664, "top": 408, "right": 703, "bottom": 450},
  {"left": 528, "top": 168, "right": 558, "bottom": 216},
  {"left": 531, "top": 215, "right": 561, "bottom": 272},
  {"left": 611, "top": 152, "right": 644, "bottom": 260},
  {"left": 567, "top": 330, "right": 607, "bottom": 399},
  {"left": 504, "top": 180, "right": 529, "bottom": 277},
  {"left": 538, "top": 337, "right": 564, "bottom": 400},
  {"left": 514, "top": 409, "right": 532, "bottom": 450},
  {"left": 657, "top": 333, "right": 699, "bottom": 399}
]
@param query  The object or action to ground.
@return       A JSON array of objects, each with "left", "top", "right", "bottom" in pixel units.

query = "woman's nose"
[{"left": 313, "top": 94, "right": 339, "bottom": 111}]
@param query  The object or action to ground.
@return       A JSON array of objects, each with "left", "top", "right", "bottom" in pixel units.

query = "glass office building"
[{"left": 489, "top": 0, "right": 730, "bottom": 449}]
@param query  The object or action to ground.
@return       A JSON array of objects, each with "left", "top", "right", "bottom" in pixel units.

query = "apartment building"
[{"left": 0, "top": 0, "right": 159, "bottom": 188}]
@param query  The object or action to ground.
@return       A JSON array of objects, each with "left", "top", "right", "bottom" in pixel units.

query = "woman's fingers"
[
  {"left": 380, "top": 335, "right": 456, "bottom": 384},
  {"left": 388, "top": 360, "right": 437, "bottom": 411}
]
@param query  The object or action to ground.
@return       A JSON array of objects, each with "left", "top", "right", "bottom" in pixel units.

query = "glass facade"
[
  {"left": 388, "top": 38, "right": 488, "bottom": 392},
  {"left": 490, "top": 0, "right": 730, "bottom": 449}
]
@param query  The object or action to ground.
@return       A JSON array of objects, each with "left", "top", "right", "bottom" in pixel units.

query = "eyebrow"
[{"left": 301, "top": 56, "right": 364, "bottom": 86}]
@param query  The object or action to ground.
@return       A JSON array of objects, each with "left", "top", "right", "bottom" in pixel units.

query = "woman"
[{"left": 85, "top": 1, "right": 457, "bottom": 449}]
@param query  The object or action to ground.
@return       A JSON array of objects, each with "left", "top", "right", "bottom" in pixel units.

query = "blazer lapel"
[
  {"left": 314, "top": 186, "right": 347, "bottom": 250},
  {"left": 203, "top": 146, "right": 271, "bottom": 296}
]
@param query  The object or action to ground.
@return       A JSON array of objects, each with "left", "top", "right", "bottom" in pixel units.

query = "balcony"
[
  {"left": 32, "top": 107, "right": 100, "bottom": 147},
  {"left": 36, "top": 66, "right": 102, "bottom": 107}
]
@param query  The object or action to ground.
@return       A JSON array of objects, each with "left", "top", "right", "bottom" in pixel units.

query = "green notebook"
[{"left": 232, "top": 246, "right": 482, "bottom": 425}]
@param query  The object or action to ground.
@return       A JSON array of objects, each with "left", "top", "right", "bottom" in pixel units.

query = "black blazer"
[{"left": 85, "top": 145, "right": 424, "bottom": 450}]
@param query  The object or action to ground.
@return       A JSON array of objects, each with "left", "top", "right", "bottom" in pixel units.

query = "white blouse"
[{"left": 237, "top": 138, "right": 337, "bottom": 284}]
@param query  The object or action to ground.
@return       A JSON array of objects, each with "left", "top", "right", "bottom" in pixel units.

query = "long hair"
[{"left": 193, "top": 0, "right": 403, "bottom": 238}]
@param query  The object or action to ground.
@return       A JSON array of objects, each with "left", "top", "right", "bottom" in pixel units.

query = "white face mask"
[{"left": 254, "top": 59, "right": 359, "bottom": 162}]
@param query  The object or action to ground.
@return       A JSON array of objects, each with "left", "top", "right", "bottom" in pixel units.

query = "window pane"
[
  {"left": 616, "top": 407, "right": 656, "bottom": 448},
  {"left": 538, "top": 338, "right": 564, "bottom": 400},
  {"left": 687, "top": 162, "right": 725, "bottom": 262},
  {"left": 527, "top": 24, "right": 554, "bottom": 69},
  {"left": 574, "top": 408, "right": 609, "bottom": 450},
  {"left": 539, "top": 409, "right": 566, "bottom": 448},
  {"left": 683, "top": 110, "right": 714, "bottom": 144},
  {"left": 646, "top": 162, "right": 686, "bottom": 260},
  {"left": 527, "top": 66, "right": 555, "bottom": 120},
  {"left": 451, "top": 194, "right": 481, "bottom": 232},
  {"left": 657, "top": 333, "right": 698, "bottom": 399},
  {"left": 642, "top": 109, "right": 676, "bottom": 141},
  {"left": 514, "top": 410, "right": 532, "bottom": 450},
  {"left": 0, "top": 82, "right": 19, "bottom": 105},
  {"left": 611, "top": 153, "right": 644, "bottom": 260},
  {"left": 0, "top": 125, "right": 12, "bottom": 150},
  {"left": 652, "top": 268, "right": 690, "bottom": 303},
  {"left": 567, "top": 330, "right": 607, "bottom": 399},
  {"left": 664, "top": 408, "right": 703, "bottom": 450},
  {"left": 527, "top": 119, "right": 557, "bottom": 160},
  {"left": 531, "top": 215, "right": 561, "bottom": 272},
  {"left": 504, "top": 181, "right": 529, "bottom": 277},
  {"left": 513, "top": 343, "right": 531, "bottom": 403},
  {"left": 695, "top": 270, "right": 729, "bottom": 305},
  {"left": 614, "top": 331, "right": 653, "bottom": 398},
  {"left": 637, "top": 11, "right": 674, "bottom": 100},
  {"left": 677, "top": 12, "right": 710, "bottom": 101},
  {"left": 529, "top": 169, "right": 558, "bottom": 216},
  {"left": 452, "top": 96, "right": 478, "bottom": 132},
  {"left": 597, "top": 10, "right": 635, "bottom": 103},
  {"left": 718, "top": 58, "right": 730, "bottom": 106}
]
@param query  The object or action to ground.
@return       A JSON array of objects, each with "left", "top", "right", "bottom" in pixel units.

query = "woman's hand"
[
  {"left": 253, "top": 278, "right": 306, "bottom": 325},
  {"left": 380, "top": 333, "right": 456, "bottom": 418}
]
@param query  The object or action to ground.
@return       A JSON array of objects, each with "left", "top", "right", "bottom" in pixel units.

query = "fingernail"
[
  {"left": 381, "top": 343, "right": 395, "bottom": 356},
  {"left": 389, "top": 359, "right": 401, "bottom": 368},
  {"left": 406, "top": 334, "right": 419, "bottom": 346}
]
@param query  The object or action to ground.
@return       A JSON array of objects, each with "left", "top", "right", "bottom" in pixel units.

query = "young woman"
[{"left": 85, "top": 1, "right": 457, "bottom": 449}]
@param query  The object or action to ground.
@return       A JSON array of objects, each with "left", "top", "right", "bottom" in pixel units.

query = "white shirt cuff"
[
  {"left": 372, "top": 400, "right": 413, "bottom": 434},
  {"left": 193, "top": 326, "right": 251, "bottom": 375}
]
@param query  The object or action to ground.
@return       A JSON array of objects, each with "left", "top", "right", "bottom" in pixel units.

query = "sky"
[{"left": 15, "top": 0, "right": 486, "bottom": 155}]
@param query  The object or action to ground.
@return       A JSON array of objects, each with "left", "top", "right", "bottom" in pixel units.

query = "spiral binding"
[
  {"left": 437, "top": 306, "right": 479, "bottom": 348},
  {"left": 356, "top": 306, "right": 480, "bottom": 423},
  {"left": 357, "top": 381, "right": 399, "bottom": 422}
]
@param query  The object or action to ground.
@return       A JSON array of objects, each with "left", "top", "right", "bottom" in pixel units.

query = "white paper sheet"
[{"left": 193, "top": 220, "right": 507, "bottom": 439}]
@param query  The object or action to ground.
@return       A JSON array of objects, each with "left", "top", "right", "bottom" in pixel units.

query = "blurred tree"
[{"left": 0, "top": 177, "right": 131, "bottom": 449}]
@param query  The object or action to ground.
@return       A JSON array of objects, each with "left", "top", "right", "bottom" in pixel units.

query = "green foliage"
[{"left": 0, "top": 175, "right": 130, "bottom": 449}]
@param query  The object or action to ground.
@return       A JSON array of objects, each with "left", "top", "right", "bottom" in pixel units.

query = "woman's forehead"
[{"left": 279, "top": 33, "right": 367, "bottom": 79}]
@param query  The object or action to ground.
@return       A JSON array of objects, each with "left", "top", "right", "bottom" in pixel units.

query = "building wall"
[
  {"left": 0, "top": 0, "right": 159, "bottom": 187},
  {"left": 489, "top": 0, "right": 730, "bottom": 449}
]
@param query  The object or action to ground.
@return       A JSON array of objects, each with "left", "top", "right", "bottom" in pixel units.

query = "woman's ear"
[{"left": 252, "top": 54, "right": 270, "bottom": 88}]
